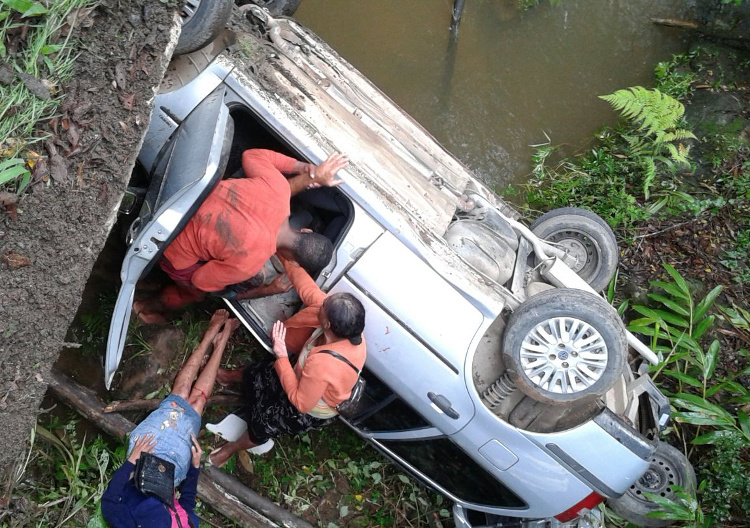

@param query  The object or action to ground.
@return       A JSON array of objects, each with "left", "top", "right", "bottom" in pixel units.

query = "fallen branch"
[
  {"left": 633, "top": 218, "right": 700, "bottom": 240},
  {"left": 47, "top": 369, "right": 313, "bottom": 528},
  {"left": 104, "top": 394, "right": 241, "bottom": 413},
  {"left": 651, "top": 18, "right": 699, "bottom": 29}
]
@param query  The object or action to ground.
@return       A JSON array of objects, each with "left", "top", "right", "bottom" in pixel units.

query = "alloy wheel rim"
[{"left": 519, "top": 316, "right": 608, "bottom": 394}]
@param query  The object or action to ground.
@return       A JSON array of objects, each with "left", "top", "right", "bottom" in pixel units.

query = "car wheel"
[
  {"left": 530, "top": 207, "right": 618, "bottom": 292},
  {"left": 175, "top": 0, "right": 234, "bottom": 56},
  {"left": 237, "top": 0, "right": 303, "bottom": 16},
  {"left": 502, "top": 288, "right": 627, "bottom": 406},
  {"left": 608, "top": 441, "right": 696, "bottom": 527}
]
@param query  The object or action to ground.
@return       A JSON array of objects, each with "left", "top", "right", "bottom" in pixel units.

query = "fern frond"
[
  {"left": 599, "top": 87, "right": 686, "bottom": 137},
  {"left": 665, "top": 143, "right": 691, "bottom": 166},
  {"left": 642, "top": 157, "right": 657, "bottom": 199},
  {"left": 659, "top": 129, "right": 697, "bottom": 143}
]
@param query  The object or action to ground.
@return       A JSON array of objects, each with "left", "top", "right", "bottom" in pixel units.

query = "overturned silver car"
[{"left": 107, "top": 7, "right": 694, "bottom": 528}]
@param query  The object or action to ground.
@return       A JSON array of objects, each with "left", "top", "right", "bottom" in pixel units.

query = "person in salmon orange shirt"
[
  {"left": 206, "top": 257, "right": 366, "bottom": 467},
  {"left": 134, "top": 149, "right": 348, "bottom": 324}
]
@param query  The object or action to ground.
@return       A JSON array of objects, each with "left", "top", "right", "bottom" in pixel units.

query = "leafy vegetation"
[
  {"left": 509, "top": 42, "right": 750, "bottom": 527},
  {"left": 0, "top": 0, "right": 93, "bottom": 193},
  {"left": 1, "top": 417, "right": 123, "bottom": 528},
  {"left": 599, "top": 87, "right": 695, "bottom": 199},
  {"left": 513, "top": 85, "right": 697, "bottom": 231},
  {"left": 621, "top": 264, "right": 750, "bottom": 526},
  {"left": 227, "top": 425, "right": 449, "bottom": 527}
]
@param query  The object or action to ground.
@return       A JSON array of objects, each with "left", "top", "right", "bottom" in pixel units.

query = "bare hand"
[
  {"left": 271, "top": 320, "right": 288, "bottom": 359},
  {"left": 308, "top": 153, "right": 348, "bottom": 189},
  {"left": 128, "top": 433, "right": 157, "bottom": 464},
  {"left": 190, "top": 434, "right": 203, "bottom": 468},
  {"left": 268, "top": 273, "right": 292, "bottom": 294}
]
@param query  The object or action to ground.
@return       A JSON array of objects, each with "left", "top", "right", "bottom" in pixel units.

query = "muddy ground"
[{"left": 0, "top": 0, "right": 180, "bottom": 475}]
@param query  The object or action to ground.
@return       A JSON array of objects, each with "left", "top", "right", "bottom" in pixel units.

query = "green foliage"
[
  {"left": 0, "top": 0, "right": 95, "bottom": 192},
  {"left": 696, "top": 432, "right": 750, "bottom": 523},
  {"left": 0, "top": 156, "right": 31, "bottom": 193},
  {"left": 655, "top": 53, "right": 697, "bottom": 100},
  {"left": 519, "top": 135, "right": 651, "bottom": 230},
  {"left": 1, "top": 0, "right": 48, "bottom": 17},
  {"left": 629, "top": 264, "right": 723, "bottom": 394},
  {"left": 627, "top": 264, "right": 750, "bottom": 525},
  {"left": 642, "top": 485, "right": 711, "bottom": 528},
  {"left": 719, "top": 229, "right": 750, "bottom": 285},
  {"left": 239, "top": 425, "right": 447, "bottom": 526},
  {"left": 600, "top": 87, "right": 686, "bottom": 137},
  {"left": 599, "top": 87, "right": 695, "bottom": 198},
  {"left": 2, "top": 417, "right": 124, "bottom": 528}
]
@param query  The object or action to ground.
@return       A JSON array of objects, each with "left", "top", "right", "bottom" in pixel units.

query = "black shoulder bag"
[
  {"left": 318, "top": 350, "right": 366, "bottom": 418},
  {"left": 134, "top": 452, "right": 176, "bottom": 506}
]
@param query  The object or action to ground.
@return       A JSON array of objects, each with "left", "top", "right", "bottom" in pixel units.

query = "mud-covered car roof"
[{"left": 218, "top": 14, "right": 522, "bottom": 312}]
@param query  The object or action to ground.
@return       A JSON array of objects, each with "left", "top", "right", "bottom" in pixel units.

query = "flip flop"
[{"left": 206, "top": 414, "right": 248, "bottom": 442}]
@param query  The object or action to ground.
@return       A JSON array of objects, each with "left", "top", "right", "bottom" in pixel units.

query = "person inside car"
[
  {"left": 101, "top": 310, "right": 238, "bottom": 528},
  {"left": 133, "top": 149, "right": 349, "bottom": 324},
  {"left": 206, "top": 257, "right": 366, "bottom": 467}
]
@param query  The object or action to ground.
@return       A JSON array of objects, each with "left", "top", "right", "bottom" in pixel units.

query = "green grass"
[
  {"left": 0, "top": 0, "right": 94, "bottom": 193},
  {"left": 2, "top": 415, "right": 124, "bottom": 528},
  {"left": 225, "top": 424, "right": 449, "bottom": 527}
]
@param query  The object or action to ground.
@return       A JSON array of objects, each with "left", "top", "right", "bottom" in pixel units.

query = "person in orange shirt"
[
  {"left": 206, "top": 258, "right": 366, "bottom": 467},
  {"left": 134, "top": 149, "right": 348, "bottom": 324}
]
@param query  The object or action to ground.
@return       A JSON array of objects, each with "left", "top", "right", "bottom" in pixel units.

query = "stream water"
[{"left": 296, "top": 0, "right": 692, "bottom": 188}]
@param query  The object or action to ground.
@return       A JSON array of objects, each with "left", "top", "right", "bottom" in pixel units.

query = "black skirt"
[{"left": 235, "top": 359, "right": 331, "bottom": 444}]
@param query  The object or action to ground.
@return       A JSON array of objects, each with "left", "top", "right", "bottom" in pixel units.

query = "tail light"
[{"left": 554, "top": 492, "right": 605, "bottom": 522}]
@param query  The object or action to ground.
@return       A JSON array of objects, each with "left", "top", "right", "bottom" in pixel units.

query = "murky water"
[{"left": 296, "top": 0, "right": 692, "bottom": 188}]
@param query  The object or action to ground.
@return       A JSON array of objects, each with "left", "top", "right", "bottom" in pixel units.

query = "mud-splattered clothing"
[
  {"left": 162, "top": 149, "right": 297, "bottom": 292},
  {"left": 126, "top": 394, "right": 201, "bottom": 486}
]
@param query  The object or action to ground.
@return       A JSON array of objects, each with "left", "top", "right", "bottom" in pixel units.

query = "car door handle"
[{"left": 427, "top": 392, "right": 460, "bottom": 420}]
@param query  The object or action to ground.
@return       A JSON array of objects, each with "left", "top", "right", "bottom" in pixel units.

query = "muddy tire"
[
  {"left": 530, "top": 207, "right": 618, "bottom": 292},
  {"left": 237, "top": 0, "right": 303, "bottom": 16},
  {"left": 175, "top": 0, "right": 234, "bottom": 56},
  {"left": 608, "top": 441, "right": 696, "bottom": 527},
  {"left": 502, "top": 288, "right": 626, "bottom": 406}
]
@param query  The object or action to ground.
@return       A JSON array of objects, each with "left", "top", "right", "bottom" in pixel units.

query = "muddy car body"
[{"left": 107, "top": 8, "right": 691, "bottom": 527}]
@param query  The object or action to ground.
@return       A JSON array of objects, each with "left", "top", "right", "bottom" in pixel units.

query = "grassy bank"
[{"left": 0, "top": 0, "right": 94, "bottom": 194}]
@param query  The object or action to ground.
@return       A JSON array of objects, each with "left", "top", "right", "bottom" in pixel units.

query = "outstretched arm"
[
  {"left": 281, "top": 258, "right": 327, "bottom": 307},
  {"left": 287, "top": 153, "right": 348, "bottom": 196}
]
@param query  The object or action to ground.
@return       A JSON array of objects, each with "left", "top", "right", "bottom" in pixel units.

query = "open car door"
[{"left": 105, "top": 85, "right": 233, "bottom": 389}]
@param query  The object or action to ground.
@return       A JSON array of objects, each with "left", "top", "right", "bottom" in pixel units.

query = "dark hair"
[
  {"left": 325, "top": 293, "right": 365, "bottom": 344},
  {"left": 292, "top": 232, "right": 333, "bottom": 276}
]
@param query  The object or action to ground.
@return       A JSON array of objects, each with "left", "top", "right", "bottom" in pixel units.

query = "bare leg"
[
  {"left": 208, "top": 431, "right": 257, "bottom": 468},
  {"left": 171, "top": 310, "right": 229, "bottom": 399},
  {"left": 189, "top": 319, "right": 239, "bottom": 415}
]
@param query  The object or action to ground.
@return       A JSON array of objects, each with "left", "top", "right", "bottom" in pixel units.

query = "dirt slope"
[{"left": 0, "top": 0, "right": 179, "bottom": 472}]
